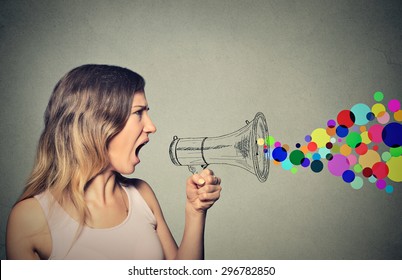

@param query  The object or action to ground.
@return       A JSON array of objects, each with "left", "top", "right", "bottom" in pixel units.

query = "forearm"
[{"left": 175, "top": 203, "right": 207, "bottom": 260}]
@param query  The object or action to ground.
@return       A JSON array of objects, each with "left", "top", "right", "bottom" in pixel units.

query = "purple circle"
[
  {"left": 327, "top": 154, "right": 350, "bottom": 177},
  {"left": 327, "top": 119, "right": 336, "bottom": 128},
  {"left": 376, "top": 179, "right": 387, "bottom": 189},
  {"left": 305, "top": 135, "right": 312, "bottom": 142},
  {"left": 301, "top": 158, "right": 310, "bottom": 168}
]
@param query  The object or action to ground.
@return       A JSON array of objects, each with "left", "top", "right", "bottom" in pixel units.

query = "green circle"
[
  {"left": 390, "top": 147, "right": 402, "bottom": 157},
  {"left": 331, "top": 144, "right": 340, "bottom": 154},
  {"left": 291, "top": 167, "right": 298, "bottom": 174},
  {"left": 353, "top": 164, "right": 363, "bottom": 173},
  {"left": 381, "top": 151, "right": 392, "bottom": 162},
  {"left": 374, "top": 91, "right": 384, "bottom": 102},
  {"left": 346, "top": 132, "right": 362, "bottom": 148},
  {"left": 289, "top": 150, "right": 305, "bottom": 165},
  {"left": 266, "top": 136, "right": 275, "bottom": 146},
  {"left": 306, "top": 153, "right": 312, "bottom": 159},
  {"left": 350, "top": 176, "right": 363, "bottom": 190}
]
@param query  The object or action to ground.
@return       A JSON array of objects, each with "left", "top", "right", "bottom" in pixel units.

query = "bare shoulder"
[
  {"left": 8, "top": 198, "right": 47, "bottom": 232},
  {"left": 6, "top": 198, "right": 51, "bottom": 259}
]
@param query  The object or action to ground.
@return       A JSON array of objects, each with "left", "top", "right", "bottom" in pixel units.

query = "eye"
[
  {"left": 133, "top": 110, "right": 144, "bottom": 119},
  {"left": 132, "top": 107, "right": 150, "bottom": 119}
]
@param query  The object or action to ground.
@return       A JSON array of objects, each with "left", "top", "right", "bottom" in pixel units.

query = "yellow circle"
[
  {"left": 371, "top": 103, "right": 386, "bottom": 117},
  {"left": 360, "top": 131, "right": 371, "bottom": 144},
  {"left": 311, "top": 128, "right": 330, "bottom": 148},
  {"left": 387, "top": 156, "right": 402, "bottom": 182},
  {"left": 257, "top": 138, "right": 265, "bottom": 146}
]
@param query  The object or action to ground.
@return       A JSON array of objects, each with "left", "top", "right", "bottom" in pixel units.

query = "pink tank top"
[{"left": 34, "top": 185, "right": 164, "bottom": 259}]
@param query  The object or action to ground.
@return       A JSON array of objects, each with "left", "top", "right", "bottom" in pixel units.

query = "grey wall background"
[{"left": 1, "top": 0, "right": 401, "bottom": 260}]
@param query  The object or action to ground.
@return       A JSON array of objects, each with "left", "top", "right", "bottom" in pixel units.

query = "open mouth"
[{"left": 135, "top": 140, "right": 149, "bottom": 157}]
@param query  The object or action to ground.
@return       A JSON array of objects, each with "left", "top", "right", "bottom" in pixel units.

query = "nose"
[{"left": 144, "top": 114, "right": 157, "bottom": 134}]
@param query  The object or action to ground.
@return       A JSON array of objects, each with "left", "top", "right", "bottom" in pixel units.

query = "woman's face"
[{"left": 107, "top": 91, "right": 156, "bottom": 174}]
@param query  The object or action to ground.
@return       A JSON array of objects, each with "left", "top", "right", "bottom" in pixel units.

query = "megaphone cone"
[{"left": 169, "top": 112, "right": 270, "bottom": 182}]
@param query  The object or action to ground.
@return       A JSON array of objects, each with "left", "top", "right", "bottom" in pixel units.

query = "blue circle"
[
  {"left": 272, "top": 147, "right": 287, "bottom": 162},
  {"left": 336, "top": 125, "right": 349, "bottom": 138},
  {"left": 342, "top": 170, "right": 355, "bottom": 183},
  {"left": 366, "top": 112, "right": 375, "bottom": 121},
  {"left": 382, "top": 122, "right": 402, "bottom": 148},
  {"left": 312, "top": 153, "right": 321, "bottom": 160},
  {"left": 385, "top": 185, "right": 394, "bottom": 194},
  {"left": 281, "top": 158, "right": 293, "bottom": 170}
]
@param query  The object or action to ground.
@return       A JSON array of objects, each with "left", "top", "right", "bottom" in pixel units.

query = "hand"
[{"left": 186, "top": 169, "right": 222, "bottom": 214}]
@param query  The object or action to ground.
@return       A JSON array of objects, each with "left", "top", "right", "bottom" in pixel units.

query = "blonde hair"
[{"left": 19, "top": 64, "right": 145, "bottom": 225}]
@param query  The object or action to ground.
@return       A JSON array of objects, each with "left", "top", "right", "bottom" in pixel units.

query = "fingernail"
[{"left": 198, "top": 179, "right": 205, "bottom": 185}]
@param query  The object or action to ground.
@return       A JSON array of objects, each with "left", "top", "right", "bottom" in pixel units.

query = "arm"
[
  {"left": 136, "top": 169, "right": 221, "bottom": 260},
  {"left": 175, "top": 169, "right": 221, "bottom": 259},
  {"left": 6, "top": 198, "right": 51, "bottom": 259}
]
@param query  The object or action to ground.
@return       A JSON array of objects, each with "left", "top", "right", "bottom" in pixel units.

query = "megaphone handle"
[{"left": 188, "top": 165, "right": 208, "bottom": 174}]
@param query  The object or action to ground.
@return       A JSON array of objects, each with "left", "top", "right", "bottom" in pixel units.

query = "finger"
[
  {"left": 197, "top": 184, "right": 222, "bottom": 194},
  {"left": 187, "top": 174, "right": 206, "bottom": 188},
  {"left": 200, "top": 168, "right": 214, "bottom": 177},
  {"left": 203, "top": 174, "right": 221, "bottom": 185},
  {"left": 198, "top": 189, "right": 221, "bottom": 202}
]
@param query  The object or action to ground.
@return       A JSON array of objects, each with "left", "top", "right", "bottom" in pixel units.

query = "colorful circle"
[
  {"left": 388, "top": 99, "right": 400, "bottom": 112},
  {"left": 342, "top": 170, "right": 355, "bottom": 183},
  {"left": 327, "top": 154, "right": 350, "bottom": 176},
  {"left": 336, "top": 125, "right": 349, "bottom": 138},
  {"left": 382, "top": 122, "right": 402, "bottom": 148},
  {"left": 272, "top": 147, "right": 287, "bottom": 162},
  {"left": 373, "top": 91, "right": 384, "bottom": 101},
  {"left": 368, "top": 124, "right": 384, "bottom": 143},
  {"left": 311, "top": 128, "right": 331, "bottom": 148},
  {"left": 350, "top": 176, "right": 363, "bottom": 190},
  {"left": 351, "top": 103, "right": 371, "bottom": 126},
  {"left": 386, "top": 156, "right": 402, "bottom": 182},
  {"left": 337, "top": 110, "right": 355, "bottom": 128}
]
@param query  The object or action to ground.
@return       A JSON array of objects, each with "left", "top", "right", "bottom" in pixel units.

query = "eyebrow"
[{"left": 132, "top": 105, "right": 149, "bottom": 109}]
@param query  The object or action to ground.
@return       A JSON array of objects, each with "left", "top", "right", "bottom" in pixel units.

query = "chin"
[{"left": 117, "top": 165, "right": 136, "bottom": 175}]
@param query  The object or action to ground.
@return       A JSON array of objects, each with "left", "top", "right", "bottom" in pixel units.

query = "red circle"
[
  {"left": 362, "top": 167, "right": 373, "bottom": 178},
  {"left": 337, "top": 110, "right": 355, "bottom": 128},
  {"left": 372, "top": 162, "right": 389, "bottom": 179},
  {"left": 355, "top": 143, "right": 368, "bottom": 155},
  {"left": 307, "top": 142, "right": 317, "bottom": 152}
]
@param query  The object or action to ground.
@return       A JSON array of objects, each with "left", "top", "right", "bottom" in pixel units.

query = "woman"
[{"left": 6, "top": 64, "right": 222, "bottom": 259}]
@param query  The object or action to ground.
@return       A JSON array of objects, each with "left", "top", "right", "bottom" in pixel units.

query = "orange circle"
[
  {"left": 394, "top": 110, "right": 402, "bottom": 122},
  {"left": 326, "top": 126, "right": 336, "bottom": 136},
  {"left": 300, "top": 145, "right": 309, "bottom": 154},
  {"left": 340, "top": 144, "right": 352, "bottom": 156}
]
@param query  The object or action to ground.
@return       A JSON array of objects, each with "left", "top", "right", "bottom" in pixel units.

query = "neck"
[{"left": 84, "top": 171, "right": 118, "bottom": 205}]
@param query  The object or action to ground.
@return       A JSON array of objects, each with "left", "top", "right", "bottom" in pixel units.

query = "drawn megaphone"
[{"left": 169, "top": 112, "right": 270, "bottom": 182}]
